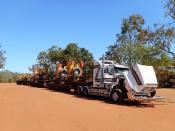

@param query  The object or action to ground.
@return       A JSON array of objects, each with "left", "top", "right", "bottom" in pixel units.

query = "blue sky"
[{"left": 0, "top": 0, "right": 172, "bottom": 73}]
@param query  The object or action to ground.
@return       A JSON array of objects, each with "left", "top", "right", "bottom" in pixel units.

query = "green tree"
[
  {"left": 62, "top": 43, "right": 94, "bottom": 74},
  {"left": 105, "top": 15, "right": 174, "bottom": 68},
  {"left": 105, "top": 44, "right": 124, "bottom": 63},
  {"left": 35, "top": 43, "right": 94, "bottom": 75},
  {"left": 48, "top": 45, "right": 63, "bottom": 64},
  {"left": 148, "top": 24, "right": 175, "bottom": 56},
  {"left": 79, "top": 48, "right": 94, "bottom": 74},
  {"left": 0, "top": 45, "right": 6, "bottom": 69},
  {"left": 62, "top": 43, "right": 80, "bottom": 64},
  {"left": 37, "top": 51, "right": 50, "bottom": 69},
  {"left": 106, "top": 14, "right": 147, "bottom": 66},
  {"left": 165, "top": 0, "right": 175, "bottom": 20}
]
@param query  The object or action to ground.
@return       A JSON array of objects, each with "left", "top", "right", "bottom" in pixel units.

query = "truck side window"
[{"left": 109, "top": 67, "right": 114, "bottom": 75}]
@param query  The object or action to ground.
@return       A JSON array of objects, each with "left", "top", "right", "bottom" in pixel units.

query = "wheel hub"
[{"left": 113, "top": 92, "right": 119, "bottom": 101}]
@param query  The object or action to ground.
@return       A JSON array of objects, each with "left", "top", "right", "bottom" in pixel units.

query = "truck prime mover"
[{"left": 73, "top": 60, "right": 160, "bottom": 102}]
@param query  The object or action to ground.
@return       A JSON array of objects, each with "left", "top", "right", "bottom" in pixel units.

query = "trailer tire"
[
  {"left": 74, "top": 86, "right": 78, "bottom": 94},
  {"left": 111, "top": 90, "right": 123, "bottom": 103},
  {"left": 65, "top": 87, "right": 71, "bottom": 92}
]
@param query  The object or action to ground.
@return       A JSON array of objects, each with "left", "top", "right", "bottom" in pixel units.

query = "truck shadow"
[
  {"left": 158, "top": 87, "right": 175, "bottom": 89},
  {"left": 77, "top": 95, "right": 157, "bottom": 108},
  {"left": 43, "top": 87, "right": 167, "bottom": 108},
  {"left": 62, "top": 91, "right": 160, "bottom": 108}
]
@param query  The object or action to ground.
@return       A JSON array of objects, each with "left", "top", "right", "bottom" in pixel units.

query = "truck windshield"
[{"left": 114, "top": 67, "right": 129, "bottom": 76}]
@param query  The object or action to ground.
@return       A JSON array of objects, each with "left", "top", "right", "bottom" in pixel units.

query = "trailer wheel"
[
  {"left": 111, "top": 90, "right": 123, "bottom": 103},
  {"left": 74, "top": 86, "right": 78, "bottom": 94},
  {"left": 83, "top": 87, "right": 89, "bottom": 96},
  {"left": 65, "top": 87, "right": 71, "bottom": 92}
]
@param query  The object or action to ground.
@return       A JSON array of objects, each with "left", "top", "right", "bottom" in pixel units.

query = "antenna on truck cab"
[{"left": 101, "top": 55, "right": 105, "bottom": 86}]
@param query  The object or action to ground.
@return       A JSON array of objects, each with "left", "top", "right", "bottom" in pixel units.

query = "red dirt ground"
[{"left": 0, "top": 83, "right": 175, "bottom": 131}]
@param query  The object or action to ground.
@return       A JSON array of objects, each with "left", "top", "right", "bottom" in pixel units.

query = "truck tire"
[
  {"left": 111, "top": 89, "right": 123, "bottom": 103},
  {"left": 77, "top": 86, "right": 83, "bottom": 95},
  {"left": 150, "top": 90, "right": 156, "bottom": 97},
  {"left": 83, "top": 86, "right": 89, "bottom": 96}
]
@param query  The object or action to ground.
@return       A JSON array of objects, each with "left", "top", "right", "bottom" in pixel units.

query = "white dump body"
[{"left": 124, "top": 64, "right": 158, "bottom": 94}]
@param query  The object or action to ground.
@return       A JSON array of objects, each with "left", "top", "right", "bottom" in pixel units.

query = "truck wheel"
[
  {"left": 77, "top": 86, "right": 83, "bottom": 95},
  {"left": 83, "top": 87, "right": 89, "bottom": 96},
  {"left": 150, "top": 90, "right": 156, "bottom": 97},
  {"left": 111, "top": 90, "right": 123, "bottom": 103}
]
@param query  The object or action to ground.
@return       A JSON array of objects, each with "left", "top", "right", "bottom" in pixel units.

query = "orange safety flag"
[
  {"left": 39, "top": 68, "right": 43, "bottom": 74},
  {"left": 67, "top": 60, "right": 75, "bottom": 76},
  {"left": 80, "top": 60, "right": 84, "bottom": 68},
  {"left": 57, "top": 63, "right": 62, "bottom": 73},
  {"left": 33, "top": 68, "right": 38, "bottom": 74}
]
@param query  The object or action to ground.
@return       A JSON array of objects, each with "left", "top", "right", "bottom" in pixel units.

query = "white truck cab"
[{"left": 93, "top": 60, "right": 128, "bottom": 88}]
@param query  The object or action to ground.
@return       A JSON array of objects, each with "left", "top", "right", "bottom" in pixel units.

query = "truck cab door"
[
  {"left": 93, "top": 65, "right": 101, "bottom": 87},
  {"left": 104, "top": 65, "right": 114, "bottom": 79}
]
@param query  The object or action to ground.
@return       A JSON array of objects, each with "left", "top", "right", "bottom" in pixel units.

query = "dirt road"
[{"left": 0, "top": 83, "right": 175, "bottom": 131}]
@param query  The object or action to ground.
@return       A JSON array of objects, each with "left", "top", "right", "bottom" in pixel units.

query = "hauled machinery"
[
  {"left": 16, "top": 67, "right": 48, "bottom": 87},
  {"left": 17, "top": 59, "right": 162, "bottom": 103},
  {"left": 16, "top": 74, "right": 31, "bottom": 85},
  {"left": 156, "top": 66, "right": 175, "bottom": 88},
  {"left": 47, "top": 60, "right": 85, "bottom": 91},
  {"left": 30, "top": 67, "right": 50, "bottom": 87}
]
